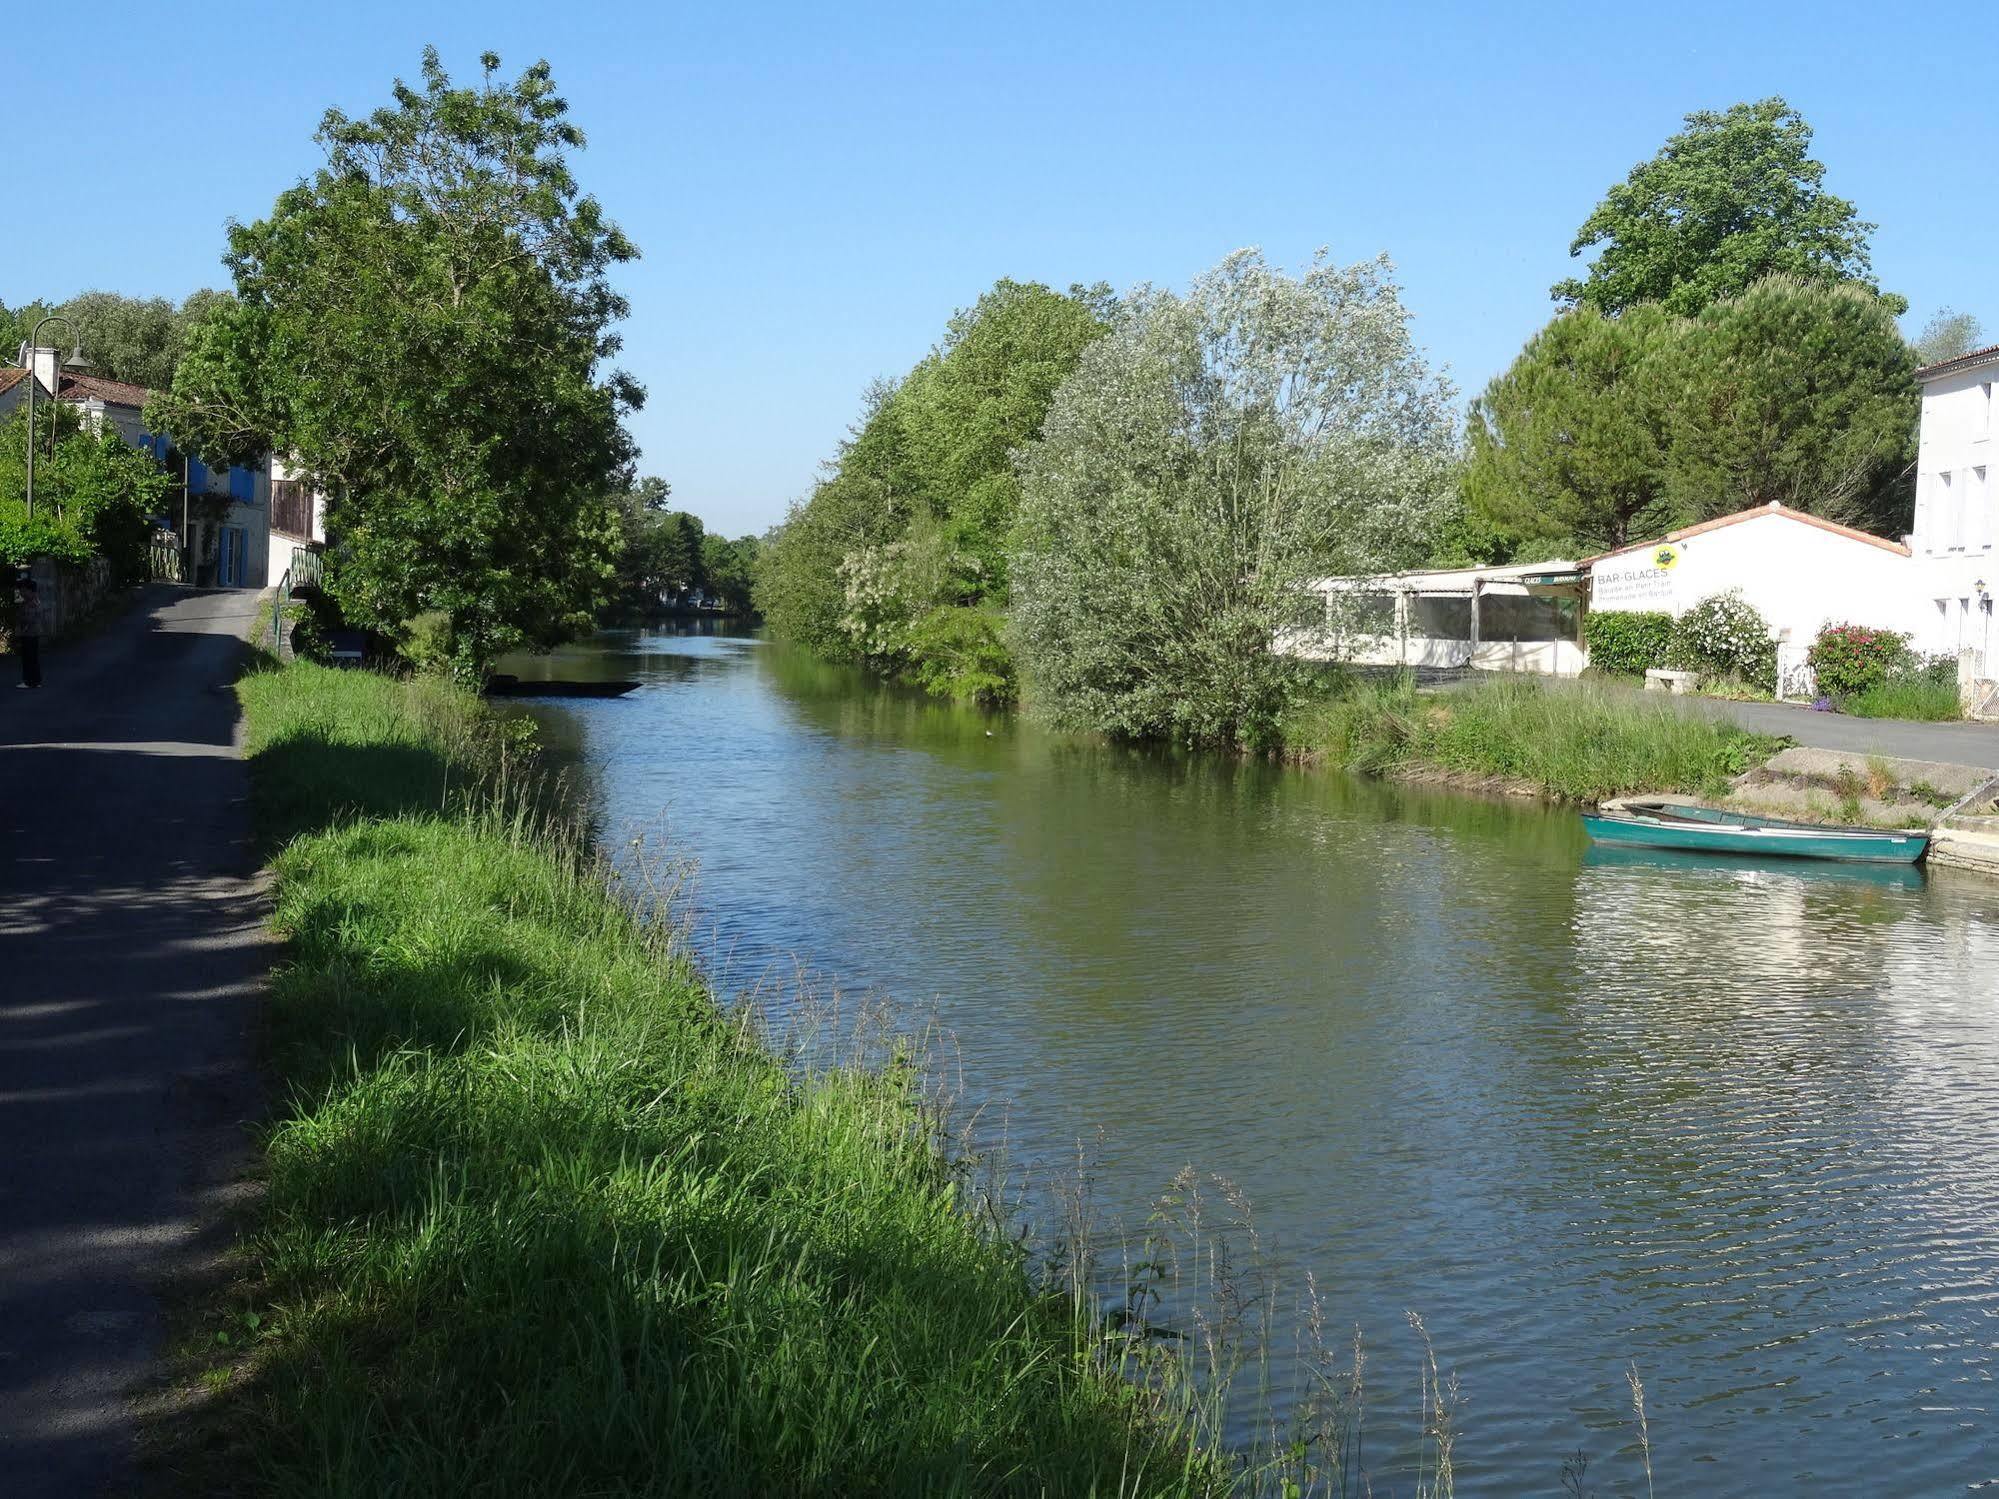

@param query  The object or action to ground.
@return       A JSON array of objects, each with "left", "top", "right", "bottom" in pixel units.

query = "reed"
[{"left": 1288, "top": 674, "right": 1779, "bottom": 803}]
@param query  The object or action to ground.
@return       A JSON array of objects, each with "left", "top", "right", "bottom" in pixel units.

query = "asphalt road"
[
  {"left": 0, "top": 586, "right": 269, "bottom": 1496},
  {"left": 1675, "top": 693, "right": 1999, "bottom": 770}
]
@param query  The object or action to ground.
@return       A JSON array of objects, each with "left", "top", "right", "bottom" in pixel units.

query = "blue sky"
[{"left": 10, "top": 1, "right": 1994, "bottom": 536}]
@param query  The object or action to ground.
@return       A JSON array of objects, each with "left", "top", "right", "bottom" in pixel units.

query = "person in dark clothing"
[{"left": 13, "top": 577, "right": 44, "bottom": 688}]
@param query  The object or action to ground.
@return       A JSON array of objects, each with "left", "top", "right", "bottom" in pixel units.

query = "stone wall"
[{"left": 2, "top": 556, "right": 116, "bottom": 646}]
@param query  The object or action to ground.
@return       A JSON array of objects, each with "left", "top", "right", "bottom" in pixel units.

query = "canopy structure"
[{"left": 1290, "top": 559, "right": 1587, "bottom": 675}]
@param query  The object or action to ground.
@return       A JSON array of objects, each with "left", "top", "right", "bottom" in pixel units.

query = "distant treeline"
[{"left": 606, "top": 477, "right": 760, "bottom": 620}]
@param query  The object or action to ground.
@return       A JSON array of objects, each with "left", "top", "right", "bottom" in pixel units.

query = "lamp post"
[{"left": 22, "top": 313, "right": 80, "bottom": 521}]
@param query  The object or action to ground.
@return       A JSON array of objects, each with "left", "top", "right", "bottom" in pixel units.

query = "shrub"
[
  {"left": 398, "top": 609, "right": 456, "bottom": 673},
  {"left": 1807, "top": 621, "right": 1912, "bottom": 699},
  {"left": 1669, "top": 589, "right": 1776, "bottom": 691},
  {"left": 1583, "top": 610, "right": 1674, "bottom": 676},
  {"left": 902, "top": 605, "right": 1015, "bottom": 705}
]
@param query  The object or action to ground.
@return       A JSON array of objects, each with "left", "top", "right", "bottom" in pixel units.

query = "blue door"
[{"left": 220, "top": 526, "right": 246, "bottom": 586}]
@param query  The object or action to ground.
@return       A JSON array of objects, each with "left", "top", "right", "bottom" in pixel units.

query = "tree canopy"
[
  {"left": 753, "top": 281, "right": 1106, "bottom": 702},
  {"left": 1910, "top": 307, "right": 1986, "bottom": 367},
  {"left": 150, "top": 48, "right": 641, "bottom": 672},
  {"left": 1553, "top": 98, "right": 1889, "bottom": 317},
  {"left": 1464, "top": 304, "right": 1677, "bottom": 553},
  {"left": 0, "top": 404, "right": 169, "bottom": 577},
  {"left": 2, "top": 290, "right": 231, "bottom": 391},
  {"left": 1469, "top": 277, "right": 1918, "bottom": 552},
  {"left": 1010, "top": 248, "right": 1458, "bottom": 748}
]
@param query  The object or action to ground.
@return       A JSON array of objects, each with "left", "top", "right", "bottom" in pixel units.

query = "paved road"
[
  {"left": 1664, "top": 693, "right": 1999, "bottom": 770},
  {"left": 0, "top": 587, "right": 269, "bottom": 1496}
]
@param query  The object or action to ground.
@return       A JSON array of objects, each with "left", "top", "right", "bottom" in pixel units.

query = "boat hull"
[{"left": 1583, "top": 813, "right": 1928, "bottom": 864}]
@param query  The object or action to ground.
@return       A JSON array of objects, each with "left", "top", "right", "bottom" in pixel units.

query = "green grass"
[
  {"left": 207, "top": 662, "right": 1223, "bottom": 1497},
  {"left": 1842, "top": 675, "right": 1962, "bottom": 722},
  {"left": 1288, "top": 674, "right": 1782, "bottom": 803}
]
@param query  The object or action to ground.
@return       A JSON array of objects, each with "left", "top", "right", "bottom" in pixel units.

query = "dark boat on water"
[{"left": 481, "top": 674, "right": 640, "bottom": 699}]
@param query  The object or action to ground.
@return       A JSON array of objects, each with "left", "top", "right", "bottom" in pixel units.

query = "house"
[
  {"left": 266, "top": 455, "right": 327, "bottom": 587},
  {"left": 0, "top": 365, "right": 52, "bottom": 422},
  {"left": 1911, "top": 344, "right": 1997, "bottom": 669},
  {"left": 10, "top": 343, "right": 271, "bottom": 589},
  {"left": 1584, "top": 503, "right": 1920, "bottom": 694},
  {"left": 1297, "top": 559, "right": 1589, "bottom": 675}
]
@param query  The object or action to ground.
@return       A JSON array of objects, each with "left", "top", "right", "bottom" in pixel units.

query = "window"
[
  {"left": 1982, "top": 381, "right": 1994, "bottom": 438},
  {"left": 1975, "top": 466, "right": 1992, "bottom": 549},
  {"left": 1412, "top": 596, "right": 1472, "bottom": 641},
  {"left": 1480, "top": 592, "right": 1580, "bottom": 642},
  {"left": 1939, "top": 470, "right": 1959, "bottom": 551},
  {"left": 1333, "top": 591, "right": 1397, "bottom": 635}
]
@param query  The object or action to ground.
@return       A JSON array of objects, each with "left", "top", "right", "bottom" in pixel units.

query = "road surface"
[{"left": 0, "top": 586, "right": 269, "bottom": 1496}]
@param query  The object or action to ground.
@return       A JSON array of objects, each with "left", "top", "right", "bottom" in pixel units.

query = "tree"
[
  {"left": 1010, "top": 248, "right": 1458, "bottom": 749},
  {"left": 1464, "top": 304, "right": 1678, "bottom": 553},
  {"left": 0, "top": 404, "right": 168, "bottom": 578},
  {"left": 1554, "top": 98, "right": 1889, "bottom": 317},
  {"left": 1663, "top": 277, "right": 1918, "bottom": 534},
  {"left": 1910, "top": 307, "right": 1985, "bottom": 366},
  {"left": 149, "top": 48, "right": 641, "bottom": 673},
  {"left": 4, "top": 291, "right": 233, "bottom": 390},
  {"left": 699, "top": 531, "right": 759, "bottom": 615},
  {"left": 753, "top": 281, "right": 1105, "bottom": 700}
]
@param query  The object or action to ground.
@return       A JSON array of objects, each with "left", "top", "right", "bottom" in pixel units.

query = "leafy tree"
[
  {"left": 0, "top": 404, "right": 168, "bottom": 577},
  {"left": 4, "top": 291, "right": 232, "bottom": 390},
  {"left": 1910, "top": 307, "right": 1986, "bottom": 366},
  {"left": 1663, "top": 277, "right": 1918, "bottom": 533},
  {"left": 149, "top": 48, "right": 641, "bottom": 673},
  {"left": 1464, "top": 304, "right": 1678, "bottom": 553},
  {"left": 0, "top": 298, "right": 62, "bottom": 361},
  {"left": 1010, "top": 249, "right": 1458, "bottom": 748},
  {"left": 699, "top": 531, "right": 759, "bottom": 615},
  {"left": 1554, "top": 98, "right": 1891, "bottom": 317},
  {"left": 754, "top": 283, "right": 1105, "bottom": 699}
]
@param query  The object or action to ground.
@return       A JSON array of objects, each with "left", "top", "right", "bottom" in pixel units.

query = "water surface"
[{"left": 505, "top": 628, "right": 1997, "bottom": 1496}]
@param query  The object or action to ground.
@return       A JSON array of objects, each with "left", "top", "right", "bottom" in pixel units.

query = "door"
[{"left": 220, "top": 526, "right": 246, "bottom": 587}]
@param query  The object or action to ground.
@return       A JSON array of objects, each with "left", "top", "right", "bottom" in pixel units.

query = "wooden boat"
[
  {"left": 481, "top": 674, "right": 640, "bottom": 699},
  {"left": 1583, "top": 799, "right": 1928, "bottom": 865}
]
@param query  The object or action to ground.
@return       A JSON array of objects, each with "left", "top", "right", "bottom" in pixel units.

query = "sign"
[{"left": 1591, "top": 554, "right": 1675, "bottom": 607}]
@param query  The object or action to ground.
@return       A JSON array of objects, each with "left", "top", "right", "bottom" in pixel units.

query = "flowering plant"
[
  {"left": 1807, "top": 621, "right": 1912, "bottom": 699},
  {"left": 1668, "top": 589, "right": 1777, "bottom": 691}
]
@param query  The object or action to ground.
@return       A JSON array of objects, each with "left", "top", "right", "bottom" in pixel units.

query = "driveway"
[{"left": 0, "top": 586, "right": 270, "bottom": 1496}]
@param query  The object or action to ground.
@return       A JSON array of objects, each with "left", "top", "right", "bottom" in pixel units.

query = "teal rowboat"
[{"left": 1583, "top": 799, "right": 1928, "bottom": 865}]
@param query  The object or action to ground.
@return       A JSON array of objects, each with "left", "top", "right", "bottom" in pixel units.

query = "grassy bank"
[
  {"left": 1288, "top": 674, "right": 1781, "bottom": 803},
  {"left": 204, "top": 662, "right": 1219, "bottom": 1496}
]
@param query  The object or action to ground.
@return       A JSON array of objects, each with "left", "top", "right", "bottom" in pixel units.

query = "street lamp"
[{"left": 22, "top": 313, "right": 81, "bottom": 521}]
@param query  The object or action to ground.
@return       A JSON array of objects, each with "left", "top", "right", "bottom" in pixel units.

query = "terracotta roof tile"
[
  {"left": 1915, "top": 343, "right": 1999, "bottom": 381},
  {"left": 0, "top": 366, "right": 32, "bottom": 397},
  {"left": 57, "top": 371, "right": 149, "bottom": 408},
  {"left": 1581, "top": 501, "right": 1910, "bottom": 566}
]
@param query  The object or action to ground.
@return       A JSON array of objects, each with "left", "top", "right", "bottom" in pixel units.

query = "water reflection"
[{"left": 504, "top": 629, "right": 1996, "bottom": 1496}]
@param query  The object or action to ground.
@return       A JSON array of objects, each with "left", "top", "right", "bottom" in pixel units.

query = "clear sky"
[{"left": 9, "top": 1, "right": 1993, "bottom": 537}]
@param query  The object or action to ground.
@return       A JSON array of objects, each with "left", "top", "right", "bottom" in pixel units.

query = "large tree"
[
  {"left": 3, "top": 291, "right": 232, "bottom": 390},
  {"left": 1663, "top": 276, "right": 1918, "bottom": 533},
  {"left": 1554, "top": 98, "right": 1888, "bottom": 317},
  {"left": 150, "top": 48, "right": 641, "bottom": 672},
  {"left": 1464, "top": 304, "right": 1678, "bottom": 553},
  {"left": 1010, "top": 249, "right": 1458, "bottom": 749}
]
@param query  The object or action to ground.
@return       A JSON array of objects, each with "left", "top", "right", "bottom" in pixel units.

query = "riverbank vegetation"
[
  {"left": 1290, "top": 675, "right": 1782, "bottom": 803},
  {"left": 605, "top": 475, "right": 760, "bottom": 621},
  {"left": 207, "top": 660, "right": 1235, "bottom": 1496}
]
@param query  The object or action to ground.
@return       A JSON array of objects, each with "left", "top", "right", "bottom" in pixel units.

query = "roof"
[
  {"left": 1914, "top": 343, "right": 1999, "bottom": 382},
  {"left": 1582, "top": 501, "right": 1910, "bottom": 565},
  {"left": 1313, "top": 558, "right": 1582, "bottom": 594},
  {"left": 57, "top": 371, "right": 149, "bottom": 408},
  {"left": 0, "top": 367, "right": 37, "bottom": 398}
]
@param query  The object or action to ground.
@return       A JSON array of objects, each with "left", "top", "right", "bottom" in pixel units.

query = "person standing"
[{"left": 13, "top": 577, "right": 45, "bottom": 689}]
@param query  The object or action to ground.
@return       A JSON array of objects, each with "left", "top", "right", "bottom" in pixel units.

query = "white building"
[
  {"left": 1911, "top": 344, "right": 1998, "bottom": 667},
  {"left": 1585, "top": 503, "right": 1920, "bottom": 692},
  {"left": 266, "top": 456, "right": 327, "bottom": 586},
  {"left": 1300, "top": 559, "right": 1589, "bottom": 675}
]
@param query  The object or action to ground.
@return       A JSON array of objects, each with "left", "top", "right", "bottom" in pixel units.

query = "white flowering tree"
[{"left": 1009, "top": 248, "right": 1458, "bottom": 748}]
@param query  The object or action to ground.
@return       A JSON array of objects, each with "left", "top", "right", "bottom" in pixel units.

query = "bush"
[
  {"left": 1669, "top": 589, "right": 1776, "bottom": 691},
  {"left": 398, "top": 609, "right": 456, "bottom": 673},
  {"left": 902, "top": 605, "right": 1015, "bottom": 705},
  {"left": 1583, "top": 610, "right": 1674, "bottom": 676},
  {"left": 1808, "top": 621, "right": 1912, "bottom": 699}
]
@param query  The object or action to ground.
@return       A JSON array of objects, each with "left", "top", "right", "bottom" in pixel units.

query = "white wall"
[
  {"left": 1911, "top": 363, "right": 1998, "bottom": 664},
  {"left": 1589, "top": 509, "right": 1923, "bottom": 647}
]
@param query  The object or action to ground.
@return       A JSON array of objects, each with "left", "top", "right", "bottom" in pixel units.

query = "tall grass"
[
  {"left": 212, "top": 662, "right": 1226, "bottom": 1497},
  {"left": 1843, "top": 675, "right": 1962, "bottom": 722},
  {"left": 1288, "top": 674, "right": 1779, "bottom": 803}
]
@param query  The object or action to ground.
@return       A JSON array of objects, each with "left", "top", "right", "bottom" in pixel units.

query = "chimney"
[{"left": 18, "top": 343, "right": 62, "bottom": 396}]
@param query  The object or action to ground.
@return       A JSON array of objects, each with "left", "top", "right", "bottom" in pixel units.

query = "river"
[{"left": 501, "top": 625, "right": 1998, "bottom": 1496}]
